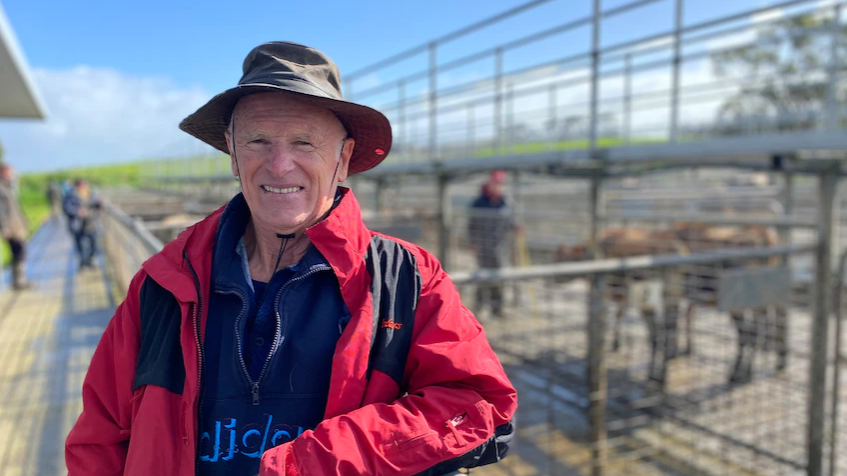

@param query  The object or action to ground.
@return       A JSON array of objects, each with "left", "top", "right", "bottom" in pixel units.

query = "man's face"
[
  {"left": 225, "top": 93, "right": 355, "bottom": 233},
  {"left": 487, "top": 181, "right": 504, "bottom": 198},
  {"left": 0, "top": 166, "right": 13, "bottom": 181}
]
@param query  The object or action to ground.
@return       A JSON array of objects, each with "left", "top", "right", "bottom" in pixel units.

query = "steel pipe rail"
[{"left": 450, "top": 243, "right": 816, "bottom": 284}]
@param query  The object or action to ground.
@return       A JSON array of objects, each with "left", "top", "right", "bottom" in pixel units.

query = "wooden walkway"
[{"left": 0, "top": 217, "right": 115, "bottom": 476}]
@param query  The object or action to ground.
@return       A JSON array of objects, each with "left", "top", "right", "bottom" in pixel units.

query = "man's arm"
[
  {"left": 260, "top": 254, "right": 517, "bottom": 476},
  {"left": 65, "top": 271, "right": 145, "bottom": 475}
]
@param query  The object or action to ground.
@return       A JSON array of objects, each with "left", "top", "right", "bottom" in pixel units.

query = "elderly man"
[
  {"left": 0, "top": 164, "right": 32, "bottom": 291},
  {"left": 66, "top": 42, "right": 516, "bottom": 476}
]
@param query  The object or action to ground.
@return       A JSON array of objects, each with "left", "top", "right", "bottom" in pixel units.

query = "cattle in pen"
[{"left": 555, "top": 222, "right": 787, "bottom": 386}]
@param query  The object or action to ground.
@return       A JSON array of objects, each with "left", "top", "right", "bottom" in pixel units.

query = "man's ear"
[
  {"left": 336, "top": 138, "right": 355, "bottom": 183},
  {"left": 225, "top": 129, "right": 239, "bottom": 178}
]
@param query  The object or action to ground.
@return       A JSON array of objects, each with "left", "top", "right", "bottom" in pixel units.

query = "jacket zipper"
[
  {"left": 234, "top": 265, "right": 332, "bottom": 405},
  {"left": 183, "top": 253, "right": 205, "bottom": 476},
  {"left": 214, "top": 288, "right": 253, "bottom": 401}
]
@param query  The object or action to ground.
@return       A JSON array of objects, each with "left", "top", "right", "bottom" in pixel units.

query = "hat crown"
[
  {"left": 179, "top": 41, "right": 392, "bottom": 175},
  {"left": 240, "top": 42, "right": 343, "bottom": 100}
]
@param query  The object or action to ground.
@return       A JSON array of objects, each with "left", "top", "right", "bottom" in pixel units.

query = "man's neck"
[{"left": 244, "top": 220, "right": 313, "bottom": 283}]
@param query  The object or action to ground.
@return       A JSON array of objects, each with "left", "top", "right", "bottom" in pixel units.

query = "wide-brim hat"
[{"left": 179, "top": 41, "right": 392, "bottom": 175}]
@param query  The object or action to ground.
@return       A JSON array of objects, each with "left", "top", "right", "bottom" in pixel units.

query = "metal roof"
[{"left": 0, "top": 2, "right": 45, "bottom": 119}]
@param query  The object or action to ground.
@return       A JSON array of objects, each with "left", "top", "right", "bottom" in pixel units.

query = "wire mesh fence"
[{"left": 453, "top": 243, "right": 817, "bottom": 475}]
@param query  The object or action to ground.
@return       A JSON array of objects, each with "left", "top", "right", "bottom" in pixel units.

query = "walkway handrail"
[
  {"left": 450, "top": 243, "right": 816, "bottom": 284},
  {"left": 101, "top": 200, "right": 164, "bottom": 295}
]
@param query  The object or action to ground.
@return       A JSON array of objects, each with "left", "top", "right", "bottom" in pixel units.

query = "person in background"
[
  {"left": 47, "top": 181, "right": 62, "bottom": 217},
  {"left": 63, "top": 179, "right": 101, "bottom": 270},
  {"left": 0, "top": 164, "right": 33, "bottom": 290},
  {"left": 468, "top": 169, "right": 516, "bottom": 318},
  {"left": 61, "top": 180, "right": 75, "bottom": 233}
]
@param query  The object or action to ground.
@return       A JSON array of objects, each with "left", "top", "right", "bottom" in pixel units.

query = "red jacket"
[{"left": 66, "top": 189, "right": 517, "bottom": 475}]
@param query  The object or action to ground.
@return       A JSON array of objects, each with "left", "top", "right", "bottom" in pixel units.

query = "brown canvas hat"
[{"left": 179, "top": 41, "right": 392, "bottom": 175}]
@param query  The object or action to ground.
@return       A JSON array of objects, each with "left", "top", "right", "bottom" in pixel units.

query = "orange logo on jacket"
[{"left": 381, "top": 319, "right": 402, "bottom": 330}]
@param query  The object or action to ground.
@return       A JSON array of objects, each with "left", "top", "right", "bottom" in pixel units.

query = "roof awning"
[{"left": 0, "top": 2, "right": 45, "bottom": 119}]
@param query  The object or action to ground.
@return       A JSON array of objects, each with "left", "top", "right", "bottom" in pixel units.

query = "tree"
[{"left": 711, "top": 12, "right": 847, "bottom": 135}]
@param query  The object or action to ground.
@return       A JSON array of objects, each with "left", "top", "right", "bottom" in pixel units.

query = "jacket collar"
[
  {"left": 211, "top": 192, "right": 332, "bottom": 294},
  {"left": 142, "top": 186, "right": 371, "bottom": 303}
]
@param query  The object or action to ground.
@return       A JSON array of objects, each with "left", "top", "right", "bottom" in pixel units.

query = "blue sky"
[{"left": 0, "top": 0, "right": 798, "bottom": 171}]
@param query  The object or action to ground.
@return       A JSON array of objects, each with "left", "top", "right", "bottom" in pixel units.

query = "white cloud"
[{"left": 0, "top": 66, "right": 213, "bottom": 172}]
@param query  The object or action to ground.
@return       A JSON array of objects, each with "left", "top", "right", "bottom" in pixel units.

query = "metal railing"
[
  {"left": 140, "top": 0, "right": 847, "bottom": 184},
  {"left": 101, "top": 201, "right": 163, "bottom": 295},
  {"left": 343, "top": 0, "right": 846, "bottom": 166}
]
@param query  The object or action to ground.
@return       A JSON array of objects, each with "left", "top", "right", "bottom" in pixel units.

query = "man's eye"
[
  {"left": 295, "top": 141, "right": 312, "bottom": 146},
  {"left": 250, "top": 139, "right": 268, "bottom": 144}
]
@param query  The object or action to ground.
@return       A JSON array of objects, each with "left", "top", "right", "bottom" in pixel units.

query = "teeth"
[{"left": 262, "top": 185, "right": 301, "bottom": 194}]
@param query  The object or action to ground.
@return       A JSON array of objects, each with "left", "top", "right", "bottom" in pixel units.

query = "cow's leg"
[
  {"left": 730, "top": 310, "right": 753, "bottom": 383},
  {"left": 761, "top": 305, "right": 774, "bottom": 352},
  {"left": 643, "top": 307, "right": 664, "bottom": 387},
  {"left": 683, "top": 301, "right": 696, "bottom": 356},
  {"left": 729, "top": 311, "right": 744, "bottom": 383},
  {"left": 746, "top": 308, "right": 768, "bottom": 381},
  {"left": 611, "top": 283, "right": 628, "bottom": 352},
  {"left": 664, "top": 297, "right": 680, "bottom": 361},
  {"left": 774, "top": 306, "right": 788, "bottom": 372}
]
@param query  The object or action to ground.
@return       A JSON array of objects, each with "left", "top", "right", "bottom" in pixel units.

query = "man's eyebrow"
[{"left": 240, "top": 129, "right": 267, "bottom": 140}]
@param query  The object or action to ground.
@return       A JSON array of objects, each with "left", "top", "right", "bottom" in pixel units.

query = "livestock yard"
[{"left": 101, "top": 165, "right": 847, "bottom": 476}]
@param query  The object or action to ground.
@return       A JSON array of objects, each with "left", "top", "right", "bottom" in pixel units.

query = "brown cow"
[
  {"left": 672, "top": 223, "right": 787, "bottom": 383},
  {"left": 556, "top": 223, "right": 787, "bottom": 386},
  {"left": 556, "top": 228, "right": 688, "bottom": 385}
]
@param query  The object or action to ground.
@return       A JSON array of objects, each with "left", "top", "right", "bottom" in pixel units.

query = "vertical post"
[
  {"left": 779, "top": 170, "right": 794, "bottom": 246},
  {"left": 624, "top": 53, "right": 632, "bottom": 145},
  {"left": 589, "top": 175, "right": 604, "bottom": 259},
  {"left": 808, "top": 167, "right": 838, "bottom": 476},
  {"left": 588, "top": 273, "right": 608, "bottom": 476},
  {"left": 511, "top": 170, "right": 523, "bottom": 304},
  {"left": 429, "top": 42, "right": 438, "bottom": 163},
  {"left": 437, "top": 174, "right": 451, "bottom": 271},
  {"left": 589, "top": 0, "right": 601, "bottom": 153},
  {"left": 670, "top": 0, "right": 683, "bottom": 142},
  {"left": 398, "top": 80, "right": 406, "bottom": 161},
  {"left": 506, "top": 82, "right": 514, "bottom": 153},
  {"left": 587, "top": 173, "right": 608, "bottom": 476},
  {"left": 467, "top": 105, "right": 475, "bottom": 157},
  {"left": 495, "top": 48, "right": 504, "bottom": 155},
  {"left": 829, "top": 249, "right": 847, "bottom": 476},
  {"left": 825, "top": 4, "right": 841, "bottom": 131},
  {"left": 549, "top": 84, "right": 558, "bottom": 149}
]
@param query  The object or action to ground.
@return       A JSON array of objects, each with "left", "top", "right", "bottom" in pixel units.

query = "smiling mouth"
[{"left": 261, "top": 185, "right": 303, "bottom": 194}]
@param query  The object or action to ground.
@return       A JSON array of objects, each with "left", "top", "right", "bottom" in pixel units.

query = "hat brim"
[{"left": 179, "top": 82, "right": 392, "bottom": 175}]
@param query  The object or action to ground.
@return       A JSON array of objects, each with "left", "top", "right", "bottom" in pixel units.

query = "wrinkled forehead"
[{"left": 231, "top": 92, "right": 345, "bottom": 136}]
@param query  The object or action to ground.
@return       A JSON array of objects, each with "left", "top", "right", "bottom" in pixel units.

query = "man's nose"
[{"left": 266, "top": 148, "right": 296, "bottom": 176}]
